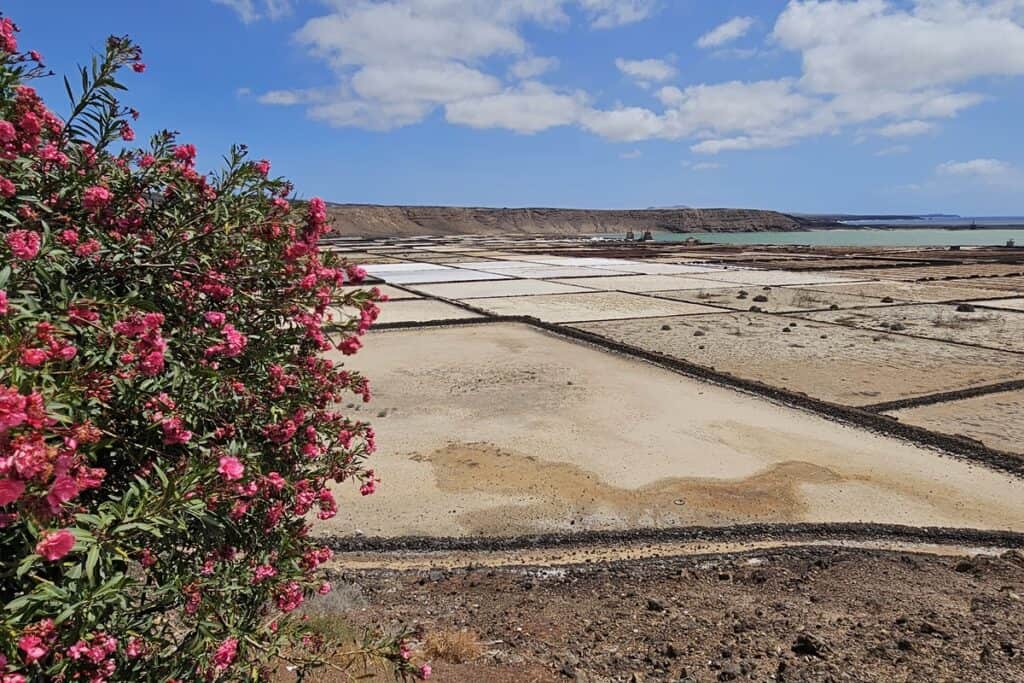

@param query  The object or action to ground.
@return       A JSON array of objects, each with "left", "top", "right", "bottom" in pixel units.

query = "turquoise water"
[{"left": 658, "top": 228, "right": 1024, "bottom": 247}]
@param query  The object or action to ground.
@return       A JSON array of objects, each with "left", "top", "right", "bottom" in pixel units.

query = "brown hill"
[{"left": 325, "top": 204, "right": 825, "bottom": 238}]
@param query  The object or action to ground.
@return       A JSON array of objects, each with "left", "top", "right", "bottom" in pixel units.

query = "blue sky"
[{"left": 7, "top": 1, "right": 1024, "bottom": 214}]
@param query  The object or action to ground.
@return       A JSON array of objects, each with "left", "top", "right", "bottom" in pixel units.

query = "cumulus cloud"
[
  {"left": 697, "top": 16, "right": 755, "bottom": 48},
  {"left": 249, "top": 0, "right": 1024, "bottom": 155},
  {"left": 615, "top": 58, "right": 677, "bottom": 85},
  {"left": 445, "top": 82, "right": 588, "bottom": 133}
]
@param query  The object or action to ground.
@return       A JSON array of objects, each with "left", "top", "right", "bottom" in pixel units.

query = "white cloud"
[
  {"left": 213, "top": 0, "right": 291, "bottom": 23},
  {"left": 877, "top": 120, "right": 936, "bottom": 137},
  {"left": 252, "top": 0, "right": 1024, "bottom": 155},
  {"left": 937, "top": 158, "right": 1015, "bottom": 177},
  {"left": 773, "top": 0, "right": 1024, "bottom": 94},
  {"left": 692, "top": 161, "right": 724, "bottom": 170},
  {"left": 510, "top": 56, "right": 559, "bottom": 79},
  {"left": 578, "top": 0, "right": 659, "bottom": 28},
  {"left": 874, "top": 144, "right": 910, "bottom": 156},
  {"left": 445, "top": 82, "right": 587, "bottom": 133},
  {"left": 620, "top": 149, "right": 642, "bottom": 159},
  {"left": 697, "top": 16, "right": 755, "bottom": 49},
  {"left": 615, "top": 57, "right": 677, "bottom": 84}
]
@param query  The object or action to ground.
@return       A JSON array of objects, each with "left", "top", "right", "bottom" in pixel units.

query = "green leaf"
[{"left": 85, "top": 545, "right": 100, "bottom": 584}]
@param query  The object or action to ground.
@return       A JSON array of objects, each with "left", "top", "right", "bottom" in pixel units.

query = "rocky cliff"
[{"left": 325, "top": 203, "right": 824, "bottom": 238}]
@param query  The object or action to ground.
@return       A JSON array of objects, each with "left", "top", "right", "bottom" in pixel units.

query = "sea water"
[{"left": 656, "top": 228, "right": 1024, "bottom": 247}]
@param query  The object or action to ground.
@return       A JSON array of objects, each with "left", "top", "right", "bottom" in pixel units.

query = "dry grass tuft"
[{"left": 423, "top": 628, "right": 485, "bottom": 664}]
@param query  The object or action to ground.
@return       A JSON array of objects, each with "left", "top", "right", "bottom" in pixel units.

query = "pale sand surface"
[
  {"left": 800, "top": 303, "right": 1024, "bottom": 353},
  {"left": 653, "top": 286, "right": 898, "bottom": 313},
  {"left": 408, "top": 279, "right": 596, "bottom": 299},
  {"left": 340, "top": 284, "right": 420, "bottom": 300},
  {"left": 689, "top": 270, "right": 865, "bottom": 287},
  {"left": 333, "top": 540, "right": 1008, "bottom": 571},
  {"left": 573, "top": 313, "right": 1023, "bottom": 405},
  {"left": 955, "top": 276, "right": 1024, "bottom": 292},
  {"left": 375, "top": 269, "right": 511, "bottom": 284},
  {"left": 360, "top": 299, "right": 482, "bottom": 324},
  {"left": 458, "top": 264, "right": 632, "bottom": 279},
  {"left": 468, "top": 291, "right": 723, "bottom": 322},
  {"left": 827, "top": 264, "right": 1024, "bottom": 281},
  {"left": 975, "top": 297, "right": 1024, "bottom": 311},
  {"left": 890, "top": 390, "right": 1024, "bottom": 455},
  {"left": 592, "top": 263, "right": 731, "bottom": 275},
  {"left": 552, "top": 274, "right": 745, "bottom": 293},
  {"left": 322, "top": 324, "right": 1024, "bottom": 538},
  {"left": 550, "top": 275, "right": 742, "bottom": 292},
  {"left": 800, "top": 280, "right": 1015, "bottom": 302}
]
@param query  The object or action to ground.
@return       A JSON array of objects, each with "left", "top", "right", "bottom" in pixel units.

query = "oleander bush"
[{"left": 0, "top": 15, "right": 422, "bottom": 681}]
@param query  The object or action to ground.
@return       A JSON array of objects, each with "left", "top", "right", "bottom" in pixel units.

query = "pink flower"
[
  {"left": 161, "top": 416, "right": 192, "bottom": 445},
  {"left": 82, "top": 185, "right": 111, "bottom": 211},
  {"left": 0, "top": 290, "right": 7, "bottom": 315},
  {"left": 0, "top": 175, "right": 16, "bottom": 198},
  {"left": 126, "top": 637, "right": 145, "bottom": 659},
  {"left": 18, "top": 635, "right": 47, "bottom": 664},
  {"left": 120, "top": 123, "right": 135, "bottom": 141},
  {"left": 36, "top": 529, "right": 75, "bottom": 561},
  {"left": 0, "top": 386, "right": 27, "bottom": 433},
  {"left": 6, "top": 230, "right": 41, "bottom": 259},
  {"left": 212, "top": 637, "right": 238, "bottom": 671},
  {"left": 420, "top": 664, "right": 432, "bottom": 680},
  {"left": 132, "top": 62, "right": 146, "bottom": 73},
  {"left": 174, "top": 144, "right": 196, "bottom": 165},
  {"left": 253, "top": 564, "right": 277, "bottom": 583},
  {"left": 46, "top": 476, "right": 79, "bottom": 513},
  {"left": 318, "top": 581, "right": 331, "bottom": 595},
  {"left": 338, "top": 336, "right": 361, "bottom": 356},
  {"left": 138, "top": 349, "right": 166, "bottom": 376},
  {"left": 203, "top": 311, "right": 225, "bottom": 327},
  {"left": 0, "top": 120, "right": 15, "bottom": 142},
  {"left": 0, "top": 478, "right": 25, "bottom": 506},
  {"left": 254, "top": 159, "right": 270, "bottom": 176},
  {"left": 20, "top": 348, "right": 46, "bottom": 367},
  {"left": 218, "top": 456, "right": 244, "bottom": 481},
  {"left": 275, "top": 581, "right": 304, "bottom": 612}
]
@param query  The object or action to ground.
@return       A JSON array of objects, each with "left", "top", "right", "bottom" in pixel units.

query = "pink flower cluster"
[{"left": 113, "top": 311, "right": 167, "bottom": 378}]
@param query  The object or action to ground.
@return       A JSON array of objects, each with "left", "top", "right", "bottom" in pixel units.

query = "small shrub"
[{"left": 423, "top": 629, "right": 484, "bottom": 664}]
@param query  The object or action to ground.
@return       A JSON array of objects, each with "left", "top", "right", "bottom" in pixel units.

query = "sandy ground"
[
  {"left": 688, "top": 270, "right": 865, "bottom": 287},
  {"left": 800, "top": 279, "right": 1017, "bottom": 302},
  {"left": 362, "top": 299, "right": 482, "bottom": 324},
  {"left": 408, "top": 279, "right": 596, "bottom": 299},
  {"left": 321, "top": 324, "right": 1024, "bottom": 538},
  {"left": 800, "top": 303, "right": 1024, "bottom": 353},
  {"left": 651, "top": 285, "right": 897, "bottom": 313},
  {"left": 828, "top": 263, "right": 1024, "bottom": 281},
  {"left": 977, "top": 297, "right": 1024, "bottom": 311},
  {"left": 956, "top": 275, "right": 1024, "bottom": 292},
  {"left": 890, "top": 390, "right": 1024, "bottom": 455},
  {"left": 467, "top": 291, "right": 722, "bottom": 322},
  {"left": 573, "top": 312, "right": 1023, "bottom": 405},
  {"left": 549, "top": 274, "right": 741, "bottom": 292},
  {"left": 331, "top": 539, "right": 1012, "bottom": 572}
]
